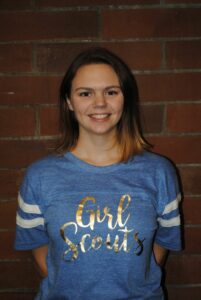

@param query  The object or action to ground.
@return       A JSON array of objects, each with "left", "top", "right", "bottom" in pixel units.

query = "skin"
[
  {"left": 32, "top": 245, "right": 48, "bottom": 277},
  {"left": 32, "top": 63, "right": 168, "bottom": 277},
  {"left": 153, "top": 243, "right": 168, "bottom": 267},
  {"left": 67, "top": 63, "right": 124, "bottom": 165}
]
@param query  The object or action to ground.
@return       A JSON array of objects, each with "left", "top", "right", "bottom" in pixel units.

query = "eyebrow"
[{"left": 74, "top": 85, "right": 121, "bottom": 92}]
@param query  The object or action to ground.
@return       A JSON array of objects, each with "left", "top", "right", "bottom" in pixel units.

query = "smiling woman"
[
  {"left": 58, "top": 47, "right": 149, "bottom": 163},
  {"left": 15, "top": 47, "right": 182, "bottom": 300},
  {"left": 66, "top": 64, "right": 124, "bottom": 157}
]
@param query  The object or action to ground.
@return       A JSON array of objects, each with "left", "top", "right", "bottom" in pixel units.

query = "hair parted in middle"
[{"left": 57, "top": 47, "right": 150, "bottom": 162}]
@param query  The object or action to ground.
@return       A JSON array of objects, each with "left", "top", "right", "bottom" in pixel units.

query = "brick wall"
[{"left": 0, "top": 0, "right": 200, "bottom": 299}]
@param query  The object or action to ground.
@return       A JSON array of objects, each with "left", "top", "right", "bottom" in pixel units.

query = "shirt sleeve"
[
  {"left": 15, "top": 166, "right": 49, "bottom": 250},
  {"left": 154, "top": 158, "right": 182, "bottom": 251}
]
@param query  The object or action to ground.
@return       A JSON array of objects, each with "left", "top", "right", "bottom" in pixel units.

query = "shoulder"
[
  {"left": 134, "top": 151, "right": 176, "bottom": 174},
  {"left": 25, "top": 154, "right": 66, "bottom": 179}
]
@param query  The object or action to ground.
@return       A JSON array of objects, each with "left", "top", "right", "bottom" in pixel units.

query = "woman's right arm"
[{"left": 32, "top": 245, "right": 48, "bottom": 277}]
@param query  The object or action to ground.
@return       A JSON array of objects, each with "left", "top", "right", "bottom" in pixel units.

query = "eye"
[
  {"left": 106, "top": 89, "right": 119, "bottom": 96},
  {"left": 79, "top": 91, "right": 91, "bottom": 97}
]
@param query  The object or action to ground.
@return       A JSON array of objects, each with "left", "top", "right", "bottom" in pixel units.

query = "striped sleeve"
[
  {"left": 154, "top": 159, "right": 182, "bottom": 251},
  {"left": 15, "top": 169, "right": 49, "bottom": 250},
  {"left": 17, "top": 192, "right": 44, "bottom": 228}
]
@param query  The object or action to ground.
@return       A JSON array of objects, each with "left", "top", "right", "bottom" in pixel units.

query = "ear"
[{"left": 66, "top": 98, "right": 74, "bottom": 111}]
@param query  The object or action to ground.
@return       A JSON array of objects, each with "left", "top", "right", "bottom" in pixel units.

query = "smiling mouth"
[{"left": 88, "top": 113, "right": 111, "bottom": 120}]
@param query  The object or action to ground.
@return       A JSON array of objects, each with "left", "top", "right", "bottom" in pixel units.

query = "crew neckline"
[{"left": 64, "top": 151, "right": 136, "bottom": 174}]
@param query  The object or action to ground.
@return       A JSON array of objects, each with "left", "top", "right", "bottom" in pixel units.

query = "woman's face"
[{"left": 67, "top": 63, "right": 124, "bottom": 139}]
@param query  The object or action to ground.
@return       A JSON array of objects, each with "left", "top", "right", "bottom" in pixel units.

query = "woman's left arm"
[
  {"left": 32, "top": 245, "right": 48, "bottom": 277},
  {"left": 153, "top": 243, "right": 168, "bottom": 267}
]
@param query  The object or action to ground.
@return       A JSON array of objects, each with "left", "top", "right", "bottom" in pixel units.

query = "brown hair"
[{"left": 57, "top": 47, "right": 150, "bottom": 162}]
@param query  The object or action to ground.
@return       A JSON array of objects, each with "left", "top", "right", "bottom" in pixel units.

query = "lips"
[{"left": 88, "top": 113, "right": 111, "bottom": 120}]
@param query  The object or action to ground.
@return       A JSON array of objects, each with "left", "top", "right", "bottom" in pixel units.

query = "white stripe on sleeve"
[
  {"left": 162, "top": 194, "right": 181, "bottom": 215},
  {"left": 157, "top": 215, "right": 181, "bottom": 227},
  {"left": 18, "top": 193, "right": 41, "bottom": 214},
  {"left": 16, "top": 213, "right": 44, "bottom": 229}
]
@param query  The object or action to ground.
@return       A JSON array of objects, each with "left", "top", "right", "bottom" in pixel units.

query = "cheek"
[
  {"left": 116, "top": 97, "right": 124, "bottom": 113},
  {"left": 72, "top": 102, "right": 90, "bottom": 115}
]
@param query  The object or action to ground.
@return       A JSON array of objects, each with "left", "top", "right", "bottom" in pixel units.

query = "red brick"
[
  {"left": 0, "top": 261, "right": 40, "bottom": 288},
  {"left": 167, "top": 286, "right": 201, "bottom": 300},
  {"left": 0, "top": 11, "right": 99, "bottom": 41},
  {"left": 166, "top": 41, "right": 201, "bottom": 69},
  {"left": 36, "top": 41, "right": 161, "bottom": 72},
  {"left": 0, "top": 76, "right": 61, "bottom": 104},
  {"left": 141, "top": 105, "right": 164, "bottom": 133},
  {"left": 183, "top": 228, "right": 201, "bottom": 254},
  {"left": 0, "top": 170, "right": 23, "bottom": 198},
  {"left": 136, "top": 73, "right": 201, "bottom": 102},
  {"left": 0, "top": 293, "right": 35, "bottom": 300},
  {"left": 183, "top": 197, "right": 201, "bottom": 225},
  {"left": 167, "top": 104, "right": 201, "bottom": 133},
  {"left": 0, "top": 231, "right": 30, "bottom": 260},
  {"left": 36, "top": 43, "right": 93, "bottom": 73},
  {"left": 166, "top": 255, "right": 201, "bottom": 284},
  {"left": 0, "top": 0, "right": 33, "bottom": 10},
  {"left": 0, "top": 201, "right": 17, "bottom": 229},
  {"left": 102, "top": 8, "right": 201, "bottom": 39},
  {"left": 0, "top": 140, "right": 56, "bottom": 168},
  {"left": 0, "top": 107, "right": 35, "bottom": 137},
  {"left": 102, "top": 42, "right": 162, "bottom": 70},
  {"left": 167, "top": 0, "right": 201, "bottom": 3},
  {"left": 147, "top": 136, "right": 201, "bottom": 164},
  {"left": 179, "top": 167, "right": 201, "bottom": 195},
  {"left": 37, "top": 0, "right": 159, "bottom": 7},
  {"left": 0, "top": 44, "right": 32, "bottom": 72},
  {"left": 39, "top": 106, "right": 60, "bottom": 136}
]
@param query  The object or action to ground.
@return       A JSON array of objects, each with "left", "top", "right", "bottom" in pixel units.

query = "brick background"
[
  {"left": 102, "top": 8, "right": 201, "bottom": 38},
  {"left": 0, "top": 0, "right": 200, "bottom": 299},
  {"left": 0, "top": 77, "right": 61, "bottom": 104},
  {"left": 0, "top": 11, "right": 99, "bottom": 41},
  {"left": 166, "top": 40, "right": 201, "bottom": 69},
  {"left": 0, "top": 44, "right": 32, "bottom": 72}
]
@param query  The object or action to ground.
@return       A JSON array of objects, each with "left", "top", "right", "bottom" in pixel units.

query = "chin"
[{"left": 90, "top": 127, "right": 117, "bottom": 136}]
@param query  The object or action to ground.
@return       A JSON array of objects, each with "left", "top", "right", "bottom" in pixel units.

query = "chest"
[{"left": 41, "top": 172, "right": 158, "bottom": 261}]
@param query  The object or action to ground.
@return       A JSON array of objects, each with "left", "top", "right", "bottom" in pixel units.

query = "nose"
[{"left": 93, "top": 92, "right": 107, "bottom": 107}]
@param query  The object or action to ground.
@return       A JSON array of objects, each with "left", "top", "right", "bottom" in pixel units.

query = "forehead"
[{"left": 72, "top": 64, "right": 120, "bottom": 87}]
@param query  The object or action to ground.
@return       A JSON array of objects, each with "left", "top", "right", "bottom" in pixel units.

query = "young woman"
[{"left": 15, "top": 47, "right": 181, "bottom": 300}]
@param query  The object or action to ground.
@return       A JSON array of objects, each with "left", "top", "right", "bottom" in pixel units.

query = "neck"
[{"left": 71, "top": 132, "right": 121, "bottom": 166}]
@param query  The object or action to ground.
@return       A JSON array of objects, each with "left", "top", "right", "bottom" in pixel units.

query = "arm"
[
  {"left": 153, "top": 243, "right": 168, "bottom": 267},
  {"left": 32, "top": 245, "right": 48, "bottom": 277}
]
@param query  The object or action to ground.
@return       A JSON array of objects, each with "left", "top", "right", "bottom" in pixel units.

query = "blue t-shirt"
[{"left": 15, "top": 151, "right": 181, "bottom": 300}]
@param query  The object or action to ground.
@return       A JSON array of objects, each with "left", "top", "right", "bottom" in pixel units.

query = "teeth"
[{"left": 90, "top": 114, "right": 109, "bottom": 119}]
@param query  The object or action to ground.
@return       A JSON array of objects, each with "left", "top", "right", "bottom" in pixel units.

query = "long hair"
[{"left": 57, "top": 47, "right": 150, "bottom": 162}]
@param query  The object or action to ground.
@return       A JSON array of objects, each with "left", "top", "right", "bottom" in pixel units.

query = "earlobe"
[{"left": 66, "top": 98, "right": 74, "bottom": 111}]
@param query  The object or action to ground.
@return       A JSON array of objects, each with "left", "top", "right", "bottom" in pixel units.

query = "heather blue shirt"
[{"left": 15, "top": 151, "right": 181, "bottom": 300}]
